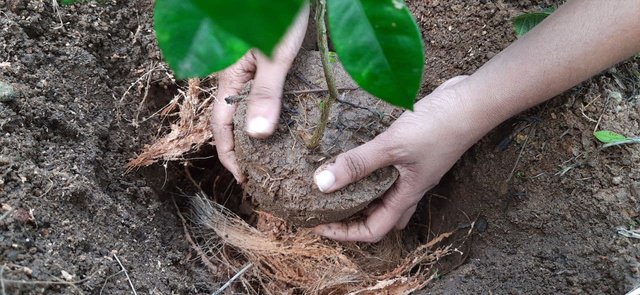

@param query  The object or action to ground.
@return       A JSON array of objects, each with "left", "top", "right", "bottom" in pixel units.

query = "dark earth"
[{"left": 1, "top": 0, "right": 639, "bottom": 294}]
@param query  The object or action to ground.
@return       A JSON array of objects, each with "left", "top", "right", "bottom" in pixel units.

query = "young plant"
[
  {"left": 153, "top": 0, "right": 425, "bottom": 147},
  {"left": 594, "top": 130, "right": 640, "bottom": 148}
]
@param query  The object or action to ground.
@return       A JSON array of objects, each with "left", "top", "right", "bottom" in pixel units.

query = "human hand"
[
  {"left": 211, "top": 7, "right": 309, "bottom": 183},
  {"left": 312, "top": 76, "right": 490, "bottom": 242}
]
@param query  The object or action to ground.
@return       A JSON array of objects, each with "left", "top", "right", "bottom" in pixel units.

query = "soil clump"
[{"left": 234, "top": 51, "right": 401, "bottom": 227}]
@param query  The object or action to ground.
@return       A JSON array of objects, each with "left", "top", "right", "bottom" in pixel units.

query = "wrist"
[{"left": 445, "top": 81, "right": 506, "bottom": 146}]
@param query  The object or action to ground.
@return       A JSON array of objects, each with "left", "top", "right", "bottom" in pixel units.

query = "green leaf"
[
  {"left": 328, "top": 0, "right": 424, "bottom": 110},
  {"left": 594, "top": 130, "right": 628, "bottom": 144},
  {"left": 154, "top": 0, "right": 251, "bottom": 78},
  {"left": 190, "top": 0, "right": 305, "bottom": 56},
  {"left": 512, "top": 7, "right": 555, "bottom": 38},
  {"left": 154, "top": 0, "right": 305, "bottom": 78}
]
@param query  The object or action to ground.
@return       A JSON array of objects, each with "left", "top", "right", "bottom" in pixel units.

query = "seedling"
[
  {"left": 153, "top": 0, "right": 425, "bottom": 147},
  {"left": 556, "top": 130, "right": 639, "bottom": 176},
  {"left": 594, "top": 130, "right": 640, "bottom": 148}
]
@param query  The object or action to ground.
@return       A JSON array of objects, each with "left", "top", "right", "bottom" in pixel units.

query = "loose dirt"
[{"left": 1, "top": 0, "right": 638, "bottom": 294}]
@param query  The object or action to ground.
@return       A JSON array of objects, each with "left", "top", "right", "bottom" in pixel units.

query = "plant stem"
[
  {"left": 307, "top": 0, "right": 339, "bottom": 149},
  {"left": 602, "top": 137, "right": 640, "bottom": 149}
]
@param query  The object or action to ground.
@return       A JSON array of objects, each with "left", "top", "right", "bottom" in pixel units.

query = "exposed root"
[
  {"left": 172, "top": 195, "right": 220, "bottom": 277},
  {"left": 127, "top": 78, "right": 214, "bottom": 169},
  {"left": 190, "top": 195, "right": 461, "bottom": 295}
]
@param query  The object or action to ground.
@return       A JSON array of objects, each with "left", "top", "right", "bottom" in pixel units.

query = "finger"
[
  {"left": 212, "top": 102, "right": 244, "bottom": 183},
  {"left": 218, "top": 52, "right": 257, "bottom": 99},
  {"left": 394, "top": 204, "right": 417, "bottom": 230},
  {"left": 243, "top": 53, "right": 288, "bottom": 138},
  {"left": 313, "top": 181, "right": 420, "bottom": 242},
  {"left": 245, "top": 6, "right": 309, "bottom": 139},
  {"left": 314, "top": 134, "right": 395, "bottom": 193},
  {"left": 435, "top": 75, "right": 469, "bottom": 91},
  {"left": 211, "top": 54, "right": 257, "bottom": 183}
]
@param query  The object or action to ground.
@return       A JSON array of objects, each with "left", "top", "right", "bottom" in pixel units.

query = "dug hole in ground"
[{"left": 1, "top": 0, "right": 639, "bottom": 294}]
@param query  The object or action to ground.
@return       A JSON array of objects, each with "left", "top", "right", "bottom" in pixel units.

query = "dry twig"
[
  {"left": 113, "top": 254, "right": 138, "bottom": 295},
  {"left": 212, "top": 263, "right": 253, "bottom": 295}
]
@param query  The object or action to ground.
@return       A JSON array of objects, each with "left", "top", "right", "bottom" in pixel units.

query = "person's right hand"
[
  {"left": 312, "top": 76, "right": 495, "bottom": 242},
  {"left": 211, "top": 7, "right": 309, "bottom": 183}
]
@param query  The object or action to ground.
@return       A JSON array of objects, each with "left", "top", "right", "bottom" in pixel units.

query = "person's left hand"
[{"left": 211, "top": 6, "right": 309, "bottom": 183}]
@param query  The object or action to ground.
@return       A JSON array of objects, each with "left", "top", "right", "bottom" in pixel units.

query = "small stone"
[
  {"left": 612, "top": 176, "right": 623, "bottom": 185},
  {"left": 61, "top": 270, "right": 74, "bottom": 281},
  {"left": 475, "top": 216, "right": 489, "bottom": 233},
  {"left": 515, "top": 133, "right": 528, "bottom": 144},
  {"left": 21, "top": 266, "right": 33, "bottom": 277},
  {"left": 0, "top": 81, "right": 16, "bottom": 102}
]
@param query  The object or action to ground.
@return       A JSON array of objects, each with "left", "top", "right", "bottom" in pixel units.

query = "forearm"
[{"left": 455, "top": 0, "right": 640, "bottom": 137}]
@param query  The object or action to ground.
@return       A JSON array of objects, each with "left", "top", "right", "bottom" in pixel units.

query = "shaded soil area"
[
  {"left": 0, "top": 1, "right": 209, "bottom": 293},
  {"left": 0, "top": 0, "right": 638, "bottom": 294}
]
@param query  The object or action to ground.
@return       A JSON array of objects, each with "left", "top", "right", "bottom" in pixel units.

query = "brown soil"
[
  {"left": 234, "top": 51, "right": 400, "bottom": 227},
  {"left": 1, "top": 0, "right": 638, "bottom": 294}
]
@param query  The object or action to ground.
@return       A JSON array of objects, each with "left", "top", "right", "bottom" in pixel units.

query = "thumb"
[
  {"left": 314, "top": 135, "right": 395, "bottom": 193},
  {"left": 244, "top": 53, "right": 288, "bottom": 139},
  {"left": 244, "top": 6, "right": 308, "bottom": 139}
]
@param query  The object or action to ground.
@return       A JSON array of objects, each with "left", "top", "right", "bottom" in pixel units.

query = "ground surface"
[{"left": 0, "top": 0, "right": 638, "bottom": 294}]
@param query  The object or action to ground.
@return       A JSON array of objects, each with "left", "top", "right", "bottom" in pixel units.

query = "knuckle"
[
  {"left": 220, "top": 53, "right": 255, "bottom": 83},
  {"left": 362, "top": 222, "right": 383, "bottom": 243},
  {"left": 210, "top": 120, "right": 231, "bottom": 134},
  {"left": 249, "top": 84, "right": 278, "bottom": 101},
  {"left": 218, "top": 151, "right": 233, "bottom": 165},
  {"left": 340, "top": 152, "right": 367, "bottom": 181},
  {"left": 374, "top": 132, "right": 402, "bottom": 162}
]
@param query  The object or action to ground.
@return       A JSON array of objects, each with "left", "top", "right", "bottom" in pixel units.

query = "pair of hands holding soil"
[
  {"left": 211, "top": 7, "right": 482, "bottom": 243},
  {"left": 211, "top": 1, "right": 640, "bottom": 242}
]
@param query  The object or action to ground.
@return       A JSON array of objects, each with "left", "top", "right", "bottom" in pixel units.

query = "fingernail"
[
  {"left": 246, "top": 117, "right": 270, "bottom": 136},
  {"left": 315, "top": 170, "right": 335, "bottom": 193}
]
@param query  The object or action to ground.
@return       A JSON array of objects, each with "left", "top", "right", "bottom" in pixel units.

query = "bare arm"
[
  {"left": 458, "top": 0, "right": 640, "bottom": 140},
  {"left": 314, "top": 0, "right": 640, "bottom": 242}
]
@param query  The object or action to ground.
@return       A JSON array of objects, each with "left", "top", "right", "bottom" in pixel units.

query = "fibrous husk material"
[
  {"left": 127, "top": 66, "right": 466, "bottom": 294},
  {"left": 127, "top": 78, "right": 214, "bottom": 169},
  {"left": 192, "top": 195, "right": 460, "bottom": 294}
]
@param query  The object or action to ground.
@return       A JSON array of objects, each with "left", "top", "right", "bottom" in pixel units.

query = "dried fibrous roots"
[
  {"left": 127, "top": 78, "right": 215, "bottom": 169},
  {"left": 125, "top": 75, "right": 463, "bottom": 294},
  {"left": 192, "top": 195, "right": 457, "bottom": 295}
]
